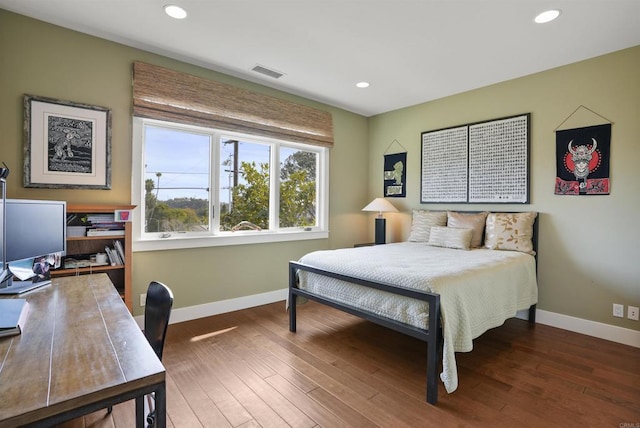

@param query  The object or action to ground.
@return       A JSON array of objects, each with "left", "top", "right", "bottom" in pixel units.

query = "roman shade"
[{"left": 132, "top": 62, "right": 334, "bottom": 147}]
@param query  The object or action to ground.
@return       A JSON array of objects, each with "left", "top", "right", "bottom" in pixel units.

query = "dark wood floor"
[{"left": 61, "top": 301, "right": 640, "bottom": 427}]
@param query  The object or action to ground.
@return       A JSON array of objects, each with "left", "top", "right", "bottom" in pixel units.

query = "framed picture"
[
  {"left": 24, "top": 95, "right": 112, "bottom": 189},
  {"left": 421, "top": 113, "right": 530, "bottom": 204}
]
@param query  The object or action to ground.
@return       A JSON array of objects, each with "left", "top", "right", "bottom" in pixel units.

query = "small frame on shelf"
[
  {"left": 114, "top": 209, "right": 132, "bottom": 222},
  {"left": 23, "top": 94, "right": 112, "bottom": 189}
]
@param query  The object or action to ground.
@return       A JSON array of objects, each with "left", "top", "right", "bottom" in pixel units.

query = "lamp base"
[{"left": 374, "top": 217, "right": 386, "bottom": 245}]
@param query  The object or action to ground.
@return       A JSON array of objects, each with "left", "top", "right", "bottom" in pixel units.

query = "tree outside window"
[{"left": 141, "top": 121, "right": 321, "bottom": 236}]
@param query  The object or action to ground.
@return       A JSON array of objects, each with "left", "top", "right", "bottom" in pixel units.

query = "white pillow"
[
  {"left": 407, "top": 210, "right": 447, "bottom": 242},
  {"left": 427, "top": 226, "right": 473, "bottom": 250}
]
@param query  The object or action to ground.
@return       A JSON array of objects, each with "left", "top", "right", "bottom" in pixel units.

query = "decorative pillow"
[
  {"left": 407, "top": 210, "right": 447, "bottom": 242},
  {"left": 447, "top": 211, "right": 489, "bottom": 248},
  {"left": 427, "top": 226, "right": 473, "bottom": 250},
  {"left": 484, "top": 212, "right": 537, "bottom": 255}
]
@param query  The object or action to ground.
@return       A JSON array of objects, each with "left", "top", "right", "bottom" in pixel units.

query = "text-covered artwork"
[
  {"left": 421, "top": 114, "right": 530, "bottom": 204},
  {"left": 421, "top": 126, "right": 468, "bottom": 202},
  {"left": 555, "top": 124, "right": 610, "bottom": 195},
  {"left": 468, "top": 115, "right": 529, "bottom": 203}
]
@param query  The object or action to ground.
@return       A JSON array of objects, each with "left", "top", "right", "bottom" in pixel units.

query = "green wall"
[
  {"left": 0, "top": 10, "right": 370, "bottom": 315},
  {"left": 368, "top": 46, "right": 640, "bottom": 330},
  {"left": 2, "top": 9, "right": 638, "bottom": 332}
]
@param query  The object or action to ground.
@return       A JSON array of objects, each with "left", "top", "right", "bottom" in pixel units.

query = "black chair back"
[
  {"left": 144, "top": 281, "right": 174, "bottom": 360},
  {"left": 106, "top": 280, "right": 174, "bottom": 419}
]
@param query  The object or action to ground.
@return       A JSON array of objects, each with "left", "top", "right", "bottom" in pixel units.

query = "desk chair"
[
  {"left": 107, "top": 281, "right": 174, "bottom": 426},
  {"left": 144, "top": 281, "right": 174, "bottom": 361}
]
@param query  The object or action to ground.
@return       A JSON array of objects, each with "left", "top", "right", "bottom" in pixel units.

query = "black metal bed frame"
[
  {"left": 288, "top": 213, "right": 538, "bottom": 405},
  {"left": 288, "top": 261, "right": 442, "bottom": 403},
  {"left": 288, "top": 262, "right": 537, "bottom": 405}
]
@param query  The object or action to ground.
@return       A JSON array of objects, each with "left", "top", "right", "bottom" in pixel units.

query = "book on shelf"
[
  {"left": 87, "top": 228, "right": 125, "bottom": 237},
  {"left": 0, "top": 299, "right": 30, "bottom": 338},
  {"left": 114, "top": 240, "right": 125, "bottom": 265},
  {"left": 63, "top": 259, "right": 109, "bottom": 269},
  {"left": 90, "top": 222, "right": 123, "bottom": 229},
  {"left": 86, "top": 214, "right": 116, "bottom": 223},
  {"left": 105, "top": 247, "right": 115, "bottom": 265},
  {"left": 105, "top": 246, "right": 123, "bottom": 265}
]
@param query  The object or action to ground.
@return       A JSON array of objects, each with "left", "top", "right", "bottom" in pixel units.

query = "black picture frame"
[
  {"left": 420, "top": 113, "right": 530, "bottom": 204},
  {"left": 24, "top": 94, "right": 112, "bottom": 189}
]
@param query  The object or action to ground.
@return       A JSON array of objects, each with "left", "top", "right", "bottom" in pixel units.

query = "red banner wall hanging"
[{"left": 554, "top": 106, "right": 612, "bottom": 196}]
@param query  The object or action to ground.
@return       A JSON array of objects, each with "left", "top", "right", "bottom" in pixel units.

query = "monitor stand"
[{"left": 0, "top": 279, "right": 51, "bottom": 295}]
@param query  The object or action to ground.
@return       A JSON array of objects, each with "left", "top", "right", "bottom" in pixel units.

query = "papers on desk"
[
  {"left": 0, "top": 298, "right": 30, "bottom": 338},
  {"left": 7, "top": 259, "right": 36, "bottom": 281}
]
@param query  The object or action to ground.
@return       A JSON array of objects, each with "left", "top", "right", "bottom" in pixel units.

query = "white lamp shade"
[{"left": 362, "top": 198, "right": 398, "bottom": 215}]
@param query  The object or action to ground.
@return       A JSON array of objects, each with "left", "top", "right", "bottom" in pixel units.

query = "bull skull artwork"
[
  {"left": 555, "top": 122, "right": 610, "bottom": 196},
  {"left": 568, "top": 138, "right": 597, "bottom": 180}
]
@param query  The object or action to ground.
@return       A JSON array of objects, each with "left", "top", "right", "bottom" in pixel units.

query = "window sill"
[{"left": 133, "top": 229, "right": 329, "bottom": 252}]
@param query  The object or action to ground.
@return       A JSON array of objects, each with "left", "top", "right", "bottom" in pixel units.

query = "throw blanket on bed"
[{"left": 297, "top": 242, "right": 538, "bottom": 394}]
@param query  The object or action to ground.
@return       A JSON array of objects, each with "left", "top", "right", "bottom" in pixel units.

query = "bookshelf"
[{"left": 51, "top": 203, "right": 135, "bottom": 311}]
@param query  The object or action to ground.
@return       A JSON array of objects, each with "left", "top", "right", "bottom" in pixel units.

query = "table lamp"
[{"left": 362, "top": 198, "right": 398, "bottom": 244}]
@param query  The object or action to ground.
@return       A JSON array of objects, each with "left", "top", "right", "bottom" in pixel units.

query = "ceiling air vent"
[{"left": 251, "top": 64, "right": 285, "bottom": 79}]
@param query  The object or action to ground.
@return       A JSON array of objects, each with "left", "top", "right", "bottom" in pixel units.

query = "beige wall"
[
  {"left": 369, "top": 46, "right": 640, "bottom": 331},
  {"left": 0, "top": 10, "right": 370, "bottom": 315}
]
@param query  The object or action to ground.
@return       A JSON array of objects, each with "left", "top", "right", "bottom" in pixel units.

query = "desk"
[{"left": 0, "top": 274, "right": 166, "bottom": 427}]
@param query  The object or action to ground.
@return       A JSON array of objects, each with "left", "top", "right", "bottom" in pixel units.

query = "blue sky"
[{"left": 144, "top": 126, "right": 271, "bottom": 202}]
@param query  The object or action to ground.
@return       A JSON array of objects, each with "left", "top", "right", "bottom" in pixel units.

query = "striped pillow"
[{"left": 407, "top": 210, "right": 447, "bottom": 242}]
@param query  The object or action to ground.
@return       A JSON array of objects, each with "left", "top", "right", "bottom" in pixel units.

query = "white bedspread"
[{"left": 297, "top": 242, "right": 538, "bottom": 394}]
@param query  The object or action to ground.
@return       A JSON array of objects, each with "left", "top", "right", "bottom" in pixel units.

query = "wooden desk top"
[{"left": 0, "top": 274, "right": 165, "bottom": 427}]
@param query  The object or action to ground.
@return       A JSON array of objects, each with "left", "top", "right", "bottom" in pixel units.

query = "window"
[
  {"left": 132, "top": 118, "right": 329, "bottom": 251},
  {"left": 144, "top": 125, "right": 211, "bottom": 234}
]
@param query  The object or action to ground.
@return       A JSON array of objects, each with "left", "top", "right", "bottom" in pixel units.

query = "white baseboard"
[
  {"left": 136, "top": 291, "right": 640, "bottom": 349},
  {"left": 533, "top": 309, "right": 640, "bottom": 348},
  {"left": 134, "top": 288, "right": 288, "bottom": 329}
]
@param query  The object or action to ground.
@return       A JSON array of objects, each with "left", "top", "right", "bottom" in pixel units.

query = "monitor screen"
[{"left": 0, "top": 199, "right": 67, "bottom": 264}]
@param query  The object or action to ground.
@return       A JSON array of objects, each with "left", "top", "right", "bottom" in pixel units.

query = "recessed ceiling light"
[
  {"left": 534, "top": 9, "right": 561, "bottom": 24},
  {"left": 356, "top": 82, "right": 370, "bottom": 88},
  {"left": 164, "top": 5, "right": 187, "bottom": 19}
]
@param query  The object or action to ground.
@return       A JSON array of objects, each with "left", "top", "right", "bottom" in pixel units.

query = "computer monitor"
[{"left": 0, "top": 198, "right": 67, "bottom": 291}]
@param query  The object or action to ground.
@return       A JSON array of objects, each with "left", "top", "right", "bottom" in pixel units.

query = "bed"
[{"left": 288, "top": 211, "right": 538, "bottom": 404}]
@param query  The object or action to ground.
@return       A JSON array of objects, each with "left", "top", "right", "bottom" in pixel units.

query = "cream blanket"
[{"left": 298, "top": 242, "right": 538, "bottom": 394}]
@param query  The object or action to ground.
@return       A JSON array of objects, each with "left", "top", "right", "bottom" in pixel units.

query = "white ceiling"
[{"left": 2, "top": 0, "right": 639, "bottom": 117}]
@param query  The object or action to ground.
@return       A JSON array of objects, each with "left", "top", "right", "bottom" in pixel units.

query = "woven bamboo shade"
[{"left": 132, "top": 62, "right": 334, "bottom": 147}]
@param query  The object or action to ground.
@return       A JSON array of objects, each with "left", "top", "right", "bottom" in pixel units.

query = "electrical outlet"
[
  {"left": 613, "top": 303, "right": 624, "bottom": 318},
  {"left": 140, "top": 293, "right": 147, "bottom": 307},
  {"left": 628, "top": 306, "right": 639, "bottom": 321}
]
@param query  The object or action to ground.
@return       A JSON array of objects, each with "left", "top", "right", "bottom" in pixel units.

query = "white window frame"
[{"left": 132, "top": 117, "right": 329, "bottom": 252}]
